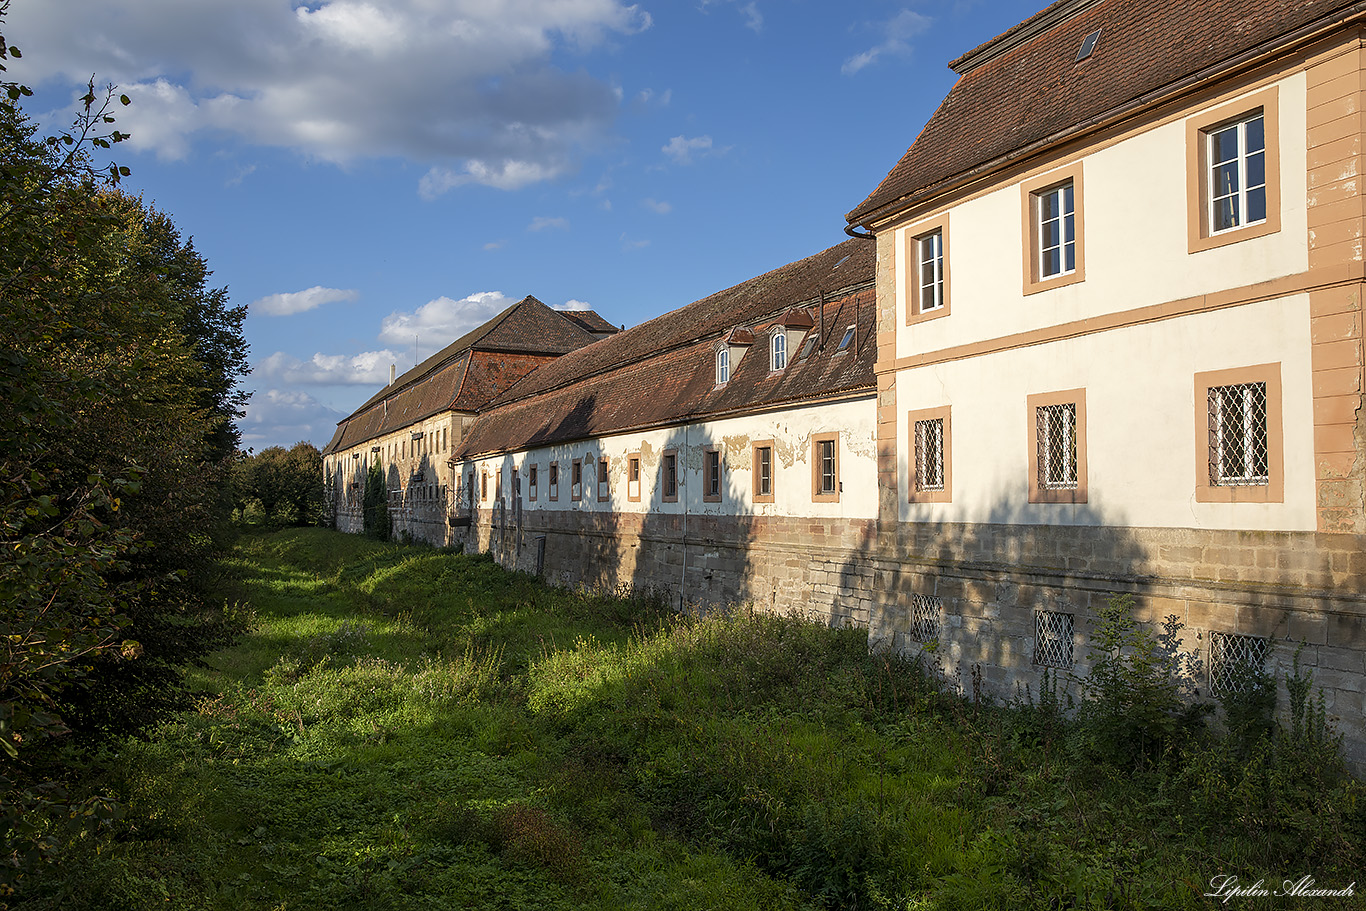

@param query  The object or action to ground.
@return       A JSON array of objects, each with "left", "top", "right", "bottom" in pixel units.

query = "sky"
[{"left": 8, "top": 0, "right": 1045, "bottom": 452}]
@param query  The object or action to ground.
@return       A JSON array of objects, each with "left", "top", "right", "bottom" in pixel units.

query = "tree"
[{"left": 234, "top": 443, "right": 324, "bottom": 525}]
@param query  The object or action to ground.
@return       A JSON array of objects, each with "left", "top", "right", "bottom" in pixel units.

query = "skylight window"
[
  {"left": 798, "top": 336, "right": 817, "bottom": 360},
  {"left": 836, "top": 326, "right": 856, "bottom": 352},
  {"left": 1075, "top": 28, "right": 1101, "bottom": 63}
]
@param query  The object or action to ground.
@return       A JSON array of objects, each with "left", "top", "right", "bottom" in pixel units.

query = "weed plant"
[{"left": 13, "top": 530, "right": 1365, "bottom": 910}]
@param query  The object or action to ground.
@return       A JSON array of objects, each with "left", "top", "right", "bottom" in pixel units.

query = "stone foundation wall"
[{"left": 448, "top": 504, "right": 1366, "bottom": 768}]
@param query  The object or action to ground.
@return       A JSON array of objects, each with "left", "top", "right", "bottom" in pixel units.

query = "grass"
[{"left": 15, "top": 528, "right": 1366, "bottom": 910}]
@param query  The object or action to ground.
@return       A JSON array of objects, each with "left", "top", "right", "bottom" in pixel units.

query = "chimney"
[{"left": 390, "top": 364, "right": 396, "bottom": 386}]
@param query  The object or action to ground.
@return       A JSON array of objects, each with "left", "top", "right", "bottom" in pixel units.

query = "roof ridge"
[{"left": 949, "top": 0, "right": 1105, "bottom": 75}]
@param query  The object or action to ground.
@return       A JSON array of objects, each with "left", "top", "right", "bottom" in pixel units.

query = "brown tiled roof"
[
  {"left": 322, "top": 296, "right": 599, "bottom": 454},
  {"left": 558, "top": 309, "right": 621, "bottom": 335},
  {"left": 454, "top": 241, "right": 877, "bottom": 458},
  {"left": 847, "top": 0, "right": 1363, "bottom": 227}
]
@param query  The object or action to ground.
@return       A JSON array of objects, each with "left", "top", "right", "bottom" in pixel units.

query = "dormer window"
[
  {"left": 836, "top": 326, "right": 855, "bottom": 352},
  {"left": 770, "top": 332, "right": 787, "bottom": 371},
  {"left": 716, "top": 347, "right": 730, "bottom": 384}
]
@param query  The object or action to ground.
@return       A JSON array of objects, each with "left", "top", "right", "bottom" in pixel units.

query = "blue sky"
[{"left": 9, "top": 0, "right": 1043, "bottom": 451}]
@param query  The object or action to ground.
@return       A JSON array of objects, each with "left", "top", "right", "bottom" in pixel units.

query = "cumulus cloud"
[
  {"left": 642, "top": 197, "right": 671, "bottom": 214},
  {"left": 256, "top": 349, "right": 400, "bottom": 385},
  {"left": 9, "top": 0, "right": 653, "bottom": 190},
  {"left": 528, "top": 215, "right": 569, "bottom": 232},
  {"left": 842, "top": 9, "right": 931, "bottom": 75},
  {"left": 377, "top": 291, "right": 515, "bottom": 347},
  {"left": 252, "top": 285, "right": 358, "bottom": 317},
  {"left": 554, "top": 299, "right": 592, "bottom": 311},
  {"left": 662, "top": 134, "right": 714, "bottom": 165},
  {"left": 239, "top": 388, "right": 347, "bottom": 450}
]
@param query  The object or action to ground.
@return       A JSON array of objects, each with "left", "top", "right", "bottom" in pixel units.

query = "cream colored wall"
[
  {"left": 895, "top": 293, "right": 1317, "bottom": 530},
  {"left": 457, "top": 397, "right": 879, "bottom": 520},
  {"left": 892, "top": 71, "right": 1310, "bottom": 361},
  {"left": 326, "top": 413, "right": 462, "bottom": 504}
]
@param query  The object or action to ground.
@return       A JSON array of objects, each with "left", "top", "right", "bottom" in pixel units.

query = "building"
[
  {"left": 845, "top": 0, "right": 1366, "bottom": 761},
  {"left": 320, "top": 296, "right": 612, "bottom": 540},
  {"left": 325, "top": 0, "right": 1366, "bottom": 763}
]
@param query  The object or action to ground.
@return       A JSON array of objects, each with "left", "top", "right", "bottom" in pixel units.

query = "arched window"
[
  {"left": 770, "top": 331, "right": 787, "bottom": 371},
  {"left": 717, "top": 347, "right": 730, "bottom": 384}
]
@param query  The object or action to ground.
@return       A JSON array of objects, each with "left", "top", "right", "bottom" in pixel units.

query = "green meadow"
[{"left": 20, "top": 528, "right": 1365, "bottom": 910}]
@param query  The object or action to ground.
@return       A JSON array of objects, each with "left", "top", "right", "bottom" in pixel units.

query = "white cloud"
[
  {"left": 9, "top": 0, "right": 653, "bottom": 191},
  {"left": 620, "top": 233, "right": 649, "bottom": 251},
  {"left": 529, "top": 215, "right": 570, "bottom": 232},
  {"left": 252, "top": 285, "right": 358, "bottom": 317},
  {"left": 699, "top": 0, "right": 763, "bottom": 33},
  {"left": 662, "top": 134, "right": 714, "bottom": 165},
  {"left": 842, "top": 9, "right": 931, "bottom": 75},
  {"left": 239, "top": 388, "right": 346, "bottom": 451},
  {"left": 642, "top": 197, "right": 671, "bottom": 214},
  {"left": 257, "top": 349, "right": 400, "bottom": 385},
  {"left": 377, "top": 291, "right": 514, "bottom": 347},
  {"left": 483, "top": 240, "right": 506, "bottom": 251},
  {"left": 554, "top": 299, "right": 592, "bottom": 311}
]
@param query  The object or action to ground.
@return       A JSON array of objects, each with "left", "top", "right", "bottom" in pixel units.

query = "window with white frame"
[
  {"left": 1034, "top": 610, "right": 1074, "bottom": 669},
  {"left": 1036, "top": 181, "right": 1076, "bottom": 279},
  {"left": 770, "top": 331, "right": 787, "bottom": 371},
  {"left": 1207, "top": 380, "right": 1269, "bottom": 487},
  {"left": 716, "top": 347, "right": 730, "bottom": 385},
  {"left": 1208, "top": 112, "right": 1266, "bottom": 234},
  {"left": 918, "top": 230, "right": 944, "bottom": 312}
]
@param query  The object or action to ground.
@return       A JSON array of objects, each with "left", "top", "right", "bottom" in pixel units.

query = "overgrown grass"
[{"left": 16, "top": 529, "right": 1366, "bottom": 910}]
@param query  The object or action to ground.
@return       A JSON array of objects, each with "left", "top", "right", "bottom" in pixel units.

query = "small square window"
[
  {"left": 1027, "top": 390, "right": 1087, "bottom": 504},
  {"left": 1209, "top": 632, "right": 1270, "bottom": 697},
  {"left": 1034, "top": 610, "right": 1074, "bottom": 669},
  {"left": 752, "top": 441, "right": 775, "bottom": 503}
]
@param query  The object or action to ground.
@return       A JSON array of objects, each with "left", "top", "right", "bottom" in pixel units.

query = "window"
[
  {"left": 1187, "top": 88, "right": 1280, "bottom": 252},
  {"left": 716, "top": 347, "right": 730, "bottom": 385},
  {"left": 752, "top": 441, "right": 775, "bottom": 503},
  {"left": 549, "top": 462, "right": 559, "bottom": 501},
  {"left": 906, "top": 215, "right": 950, "bottom": 323},
  {"left": 836, "top": 326, "right": 855, "bottom": 353},
  {"left": 1034, "top": 610, "right": 1074, "bottom": 669},
  {"left": 481, "top": 470, "right": 487, "bottom": 500},
  {"left": 1021, "top": 163, "right": 1085, "bottom": 294},
  {"left": 798, "top": 336, "right": 816, "bottom": 361},
  {"left": 812, "top": 433, "right": 839, "bottom": 503},
  {"left": 661, "top": 450, "right": 678, "bottom": 502},
  {"left": 703, "top": 446, "right": 722, "bottom": 503},
  {"left": 495, "top": 469, "right": 503, "bottom": 500},
  {"left": 1027, "top": 389, "right": 1087, "bottom": 504},
  {"left": 770, "top": 331, "right": 786, "bottom": 371},
  {"left": 907, "top": 406, "right": 951, "bottom": 503},
  {"left": 512, "top": 468, "right": 520, "bottom": 497},
  {"left": 627, "top": 453, "right": 642, "bottom": 502},
  {"left": 571, "top": 459, "right": 583, "bottom": 501},
  {"left": 597, "top": 456, "right": 610, "bottom": 501},
  {"left": 1209, "top": 632, "right": 1270, "bottom": 697},
  {"left": 1194, "top": 364, "right": 1283, "bottom": 503},
  {"left": 529, "top": 464, "right": 538, "bottom": 501},
  {"left": 909, "top": 593, "right": 942, "bottom": 644}
]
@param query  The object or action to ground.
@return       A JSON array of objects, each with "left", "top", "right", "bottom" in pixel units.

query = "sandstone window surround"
[
  {"left": 1186, "top": 86, "right": 1279, "bottom": 253},
  {"left": 1021, "top": 162, "right": 1085, "bottom": 295},
  {"left": 529, "top": 464, "right": 538, "bottom": 502},
  {"left": 1027, "top": 389, "right": 1088, "bottom": 505},
  {"left": 752, "top": 440, "right": 775, "bottom": 504},
  {"left": 1194, "top": 363, "right": 1283, "bottom": 503},
  {"left": 549, "top": 461, "right": 559, "bottom": 501},
  {"left": 627, "top": 453, "right": 642, "bottom": 502},
  {"left": 703, "top": 446, "right": 723, "bottom": 503},
  {"left": 662, "top": 449, "right": 679, "bottom": 503},
  {"left": 907, "top": 405, "right": 952, "bottom": 504},
  {"left": 571, "top": 459, "right": 583, "bottom": 501},
  {"left": 906, "top": 213, "right": 951, "bottom": 325},
  {"left": 597, "top": 456, "right": 610, "bottom": 502},
  {"left": 812, "top": 433, "right": 839, "bottom": 503}
]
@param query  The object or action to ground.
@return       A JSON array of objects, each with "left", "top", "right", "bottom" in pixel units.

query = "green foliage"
[
  {"left": 1074, "top": 595, "right": 1208, "bottom": 769},
  {"left": 233, "top": 442, "right": 324, "bottom": 526},
  {"left": 362, "top": 461, "right": 390, "bottom": 541}
]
